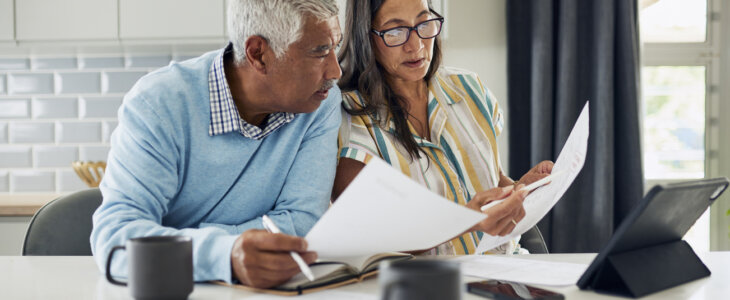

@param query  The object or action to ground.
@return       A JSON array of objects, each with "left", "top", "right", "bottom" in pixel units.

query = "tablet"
[{"left": 577, "top": 177, "right": 729, "bottom": 290}]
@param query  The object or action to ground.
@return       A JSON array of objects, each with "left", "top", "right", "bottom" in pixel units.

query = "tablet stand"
[{"left": 588, "top": 240, "right": 709, "bottom": 298}]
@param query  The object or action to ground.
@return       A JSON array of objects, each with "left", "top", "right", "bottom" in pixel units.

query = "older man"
[{"left": 91, "top": 0, "right": 342, "bottom": 288}]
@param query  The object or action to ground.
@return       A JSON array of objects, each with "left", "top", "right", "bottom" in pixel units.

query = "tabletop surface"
[{"left": 1, "top": 252, "right": 728, "bottom": 299}]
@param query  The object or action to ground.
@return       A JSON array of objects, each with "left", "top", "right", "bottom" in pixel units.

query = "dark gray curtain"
[{"left": 507, "top": 0, "right": 644, "bottom": 252}]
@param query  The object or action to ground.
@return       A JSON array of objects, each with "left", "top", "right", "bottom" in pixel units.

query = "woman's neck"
[{"left": 386, "top": 76, "right": 428, "bottom": 107}]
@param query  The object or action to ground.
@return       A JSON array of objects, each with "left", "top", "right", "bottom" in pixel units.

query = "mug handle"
[
  {"left": 382, "top": 280, "right": 408, "bottom": 300},
  {"left": 105, "top": 245, "right": 127, "bottom": 286}
]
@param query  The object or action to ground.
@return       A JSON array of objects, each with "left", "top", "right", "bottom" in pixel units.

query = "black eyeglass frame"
[{"left": 371, "top": 10, "right": 445, "bottom": 47}]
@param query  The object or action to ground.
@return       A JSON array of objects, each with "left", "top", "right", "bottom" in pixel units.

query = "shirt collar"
[
  {"left": 431, "top": 73, "right": 466, "bottom": 105},
  {"left": 208, "top": 43, "right": 295, "bottom": 140}
]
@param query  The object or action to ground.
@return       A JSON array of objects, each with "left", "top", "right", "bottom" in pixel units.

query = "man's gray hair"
[{"left": 227, "top": 0, "right": 339, "bottom": 63}]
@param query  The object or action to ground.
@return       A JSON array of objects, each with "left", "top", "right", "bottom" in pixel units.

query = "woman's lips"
[{"left": 403, "top": 58, "right": 425, "bottom": 68}]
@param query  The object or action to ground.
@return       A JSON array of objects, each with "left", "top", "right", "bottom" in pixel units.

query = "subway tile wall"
[{"left": 0, "top": 50, "right": 215, "bottom": 195}]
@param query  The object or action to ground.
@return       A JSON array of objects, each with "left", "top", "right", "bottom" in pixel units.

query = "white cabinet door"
[
  {"left": 0, "top": 0, "right": 14, "bottom": 40},
  {"left": 120, "top": 0, "right": 225, "bottom": 39},
  {"left": 15, "top": 0, "right": 117, "bottom": 41}
]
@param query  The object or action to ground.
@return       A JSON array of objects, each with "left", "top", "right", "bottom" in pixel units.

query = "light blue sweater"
[{"left": 91, "top": 49, "right": 341, "bottom": 282}]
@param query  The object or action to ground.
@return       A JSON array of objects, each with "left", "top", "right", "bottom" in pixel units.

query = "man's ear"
[{"left": 244, "top": 36, "right": 269, "bottom": 74}]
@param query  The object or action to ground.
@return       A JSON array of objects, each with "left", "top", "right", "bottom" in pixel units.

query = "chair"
[
  {"left": 22, "top": 188, "right": 102, "bottom": 256},
  {"left": 72, "top": 161, "right": 106, "bottom": 188},
  {"left": 521, "top": 226, "right": 549, "bottom": 254}
]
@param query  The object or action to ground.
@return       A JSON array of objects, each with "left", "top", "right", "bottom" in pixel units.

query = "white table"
[{"left": 1, "top": 253, "right": 728, "bottom": 299}]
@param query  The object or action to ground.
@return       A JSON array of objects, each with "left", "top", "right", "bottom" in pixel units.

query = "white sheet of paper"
[
  {"left": 246, "top": 290, "right": 376, "bottom": 300},
  {"left": 306, "top": 158, "right": 487, "bottom": 258},
  {"left": 453, "top": 255, "right": 588, "bottom": 286},
  {"left": 476, "top": 103, "right": 590, "bottom": 253}
]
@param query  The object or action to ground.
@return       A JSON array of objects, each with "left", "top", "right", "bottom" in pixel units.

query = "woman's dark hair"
[{"left": 338, "top": 0, "right": 443, "bottom": 161}]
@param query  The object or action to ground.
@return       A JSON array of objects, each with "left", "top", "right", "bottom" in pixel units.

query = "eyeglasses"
[{"left": 371, "top": 12, "right": 444, "bottom": 47}]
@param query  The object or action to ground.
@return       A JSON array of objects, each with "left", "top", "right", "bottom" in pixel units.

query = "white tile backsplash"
[
  {"left": 102, "top": 121, "right": 118, "bottom": 143},
  {"left": 0, "top": 146, "right": 32, "bottom": 168},
  {"left": 56, "top": 122, "right": 101, "bottom": 143},
  {"left": 0, "top": 74, "right": 5, "bottom": 94},
  {"left": 0, "top": 58, "right": 30, "bottom": 70},
  {"left": 33, "top": 146, "right": 79, "bottom": 168},
  {"left": 9, "top": 122, "right": 55, "bottom": 143},
  {"left": 101, "top": 71, "right": 147, "bottom": 94},
  {"left": 57, "top": 169, "right": 88, "bottom": 192},
  {"left": 0, "top": 47, "right": 217, "bottom": 196},
  {"left": 8, "top": 73, "right": 55, "bottom": 94},
  {"left": 0, "top": 122, "right": 6, "bottom": 144},
  {"left": 80, "top": 97, "right": 122, "bottom": 118},
  {"left": 0, "top": 99, "right": 31, "bottom": 118},
  {"left": 11, "top": 171, "right": 55, "bottom": 192},
  {"left": 125, "top": 55, "right": 172, "bottom": 68},
  {"left": 55, "top": 72, "right": 102, "bottom": 94},
  {"left": 32, "top": 58, "right": 78, "bottom": 70},
  {"left": 79, "top": 146, "right": 110, "bottom": 161},
  {"left": 32, "top": 97, "right": 79, "bottom": 119},
  {"left": 0, "top": 171, "right": 8, "bottom": 192},
  {"left": 80, "top": 56, "right": 125, "bottom": 69}
]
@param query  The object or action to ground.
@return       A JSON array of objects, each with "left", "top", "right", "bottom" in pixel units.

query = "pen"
[
  {"left": 480, "top": 171, "right": 565, "bottom": 212},
  {"left": 261, "top": 215, "right": 316, "bottom": 281}
]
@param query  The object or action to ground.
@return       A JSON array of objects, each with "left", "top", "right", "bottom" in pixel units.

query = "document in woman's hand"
[{"left": 476, "top": 102, "right": 590, "bottom": 253}]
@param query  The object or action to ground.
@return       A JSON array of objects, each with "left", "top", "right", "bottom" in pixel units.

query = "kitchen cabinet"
[
  {"left": 120, "top": 0, "right": 225, "bottom": 39},
  {"left": 0, "top": 0, "right": 14, "bottom": 40},
  {"left": 15, "top": 0, "right": 117, "bottom": 41}
]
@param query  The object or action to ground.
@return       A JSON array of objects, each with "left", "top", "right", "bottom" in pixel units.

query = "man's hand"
[
  {"left": 466, "top": 185, "right": 528, "bottom": 236},
  {"left": 517, "top": 160, "right": 554, "bottom": 186},
  {"left": 230, "top": 229, "right": 317, "bottom": 289}
]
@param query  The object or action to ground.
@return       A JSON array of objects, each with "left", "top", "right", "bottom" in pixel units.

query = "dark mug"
[
  {"left": 106, "top": 236, "right": 193, "bottom": 300},
  {"left": 379, "top": 259, "right": 462, "bottom": 300}
]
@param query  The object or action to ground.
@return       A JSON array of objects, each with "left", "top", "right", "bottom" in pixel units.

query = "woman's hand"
[
  {"left": 466, "top": 185, "right": 528, "bottom": 236},
  {"left": 516, "top": 160, "right": 554, "bottom": 186}
]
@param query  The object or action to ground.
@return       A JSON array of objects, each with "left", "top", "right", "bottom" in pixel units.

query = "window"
[
  {"left": 642, "top": 66, "right": 705, "bottom": 180},
  {"left": 640, "top": 0, "right": 707, "bottom": 43},
  {"left": 639, "top": 0, "right": 726, "bottom": 252}
]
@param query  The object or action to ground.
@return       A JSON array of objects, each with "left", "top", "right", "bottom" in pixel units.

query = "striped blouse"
[{"left": 337, "top": 66, "right": 518, "bottom": 255}]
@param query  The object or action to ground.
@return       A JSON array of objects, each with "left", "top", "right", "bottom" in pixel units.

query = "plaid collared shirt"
[{"left": 208, "top": 44, "right": 295, "bottom": 139}]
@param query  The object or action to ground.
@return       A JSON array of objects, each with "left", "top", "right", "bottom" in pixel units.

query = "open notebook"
[{"left": 219, "top": 252, "right": 412, "bottom": 295}]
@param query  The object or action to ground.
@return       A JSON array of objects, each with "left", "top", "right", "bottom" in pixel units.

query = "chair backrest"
[
  {"left": 521, "top": 226, "right": 549, "bottom": 254},
  {"left": 22, "top": 188, "right": 102, "bottom": 256}
]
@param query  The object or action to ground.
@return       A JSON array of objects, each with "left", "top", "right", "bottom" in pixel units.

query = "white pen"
[
  {"left": 261, "top": 215, "right": 316, "bottom": 281},
  {"left": 480, "top": 170, "right": 565, "bottom": 212}
]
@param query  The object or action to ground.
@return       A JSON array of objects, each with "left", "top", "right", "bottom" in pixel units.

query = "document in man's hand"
[{"left": 476, "top": 102, "right": 590, "bottom": 253}]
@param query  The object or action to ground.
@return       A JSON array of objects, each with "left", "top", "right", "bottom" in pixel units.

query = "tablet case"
[{"left": 577, "top": 177, "right": 729, "bottom": 298}]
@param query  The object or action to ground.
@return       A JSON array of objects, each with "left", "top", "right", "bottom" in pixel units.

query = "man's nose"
[{"left": 325, "top": 50, "right": 342, "bottom": 80}]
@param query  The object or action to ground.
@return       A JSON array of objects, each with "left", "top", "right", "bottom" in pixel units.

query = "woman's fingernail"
[{"left": 503, "top": 185, "right": 514, "bottom": 192}]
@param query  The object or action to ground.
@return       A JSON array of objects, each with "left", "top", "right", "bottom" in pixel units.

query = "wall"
[
  {"left": 0, "top": 0, "right": 507, "bottom": 255},
  {"left": 440, "top": 0, "right": 508, "bottom": 170},
  {"left": 0, "top": 53, "right": 207, "bottom": 196}
]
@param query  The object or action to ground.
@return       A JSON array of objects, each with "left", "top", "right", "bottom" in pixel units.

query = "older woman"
[{"left": 333, "top": 0, "right": 553, "bottom": 255}]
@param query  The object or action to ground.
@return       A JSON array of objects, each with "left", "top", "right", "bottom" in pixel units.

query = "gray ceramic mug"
[
  {"left": 106, "top": 236, "right": 193, "bottom": 300},
  {"left": 379, "top": 259, "right": 462, "bottom": 300}
]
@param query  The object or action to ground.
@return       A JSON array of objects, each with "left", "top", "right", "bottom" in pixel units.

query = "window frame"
[{"left": 640, "top": 0, "right": 729, "bottom": 251}]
